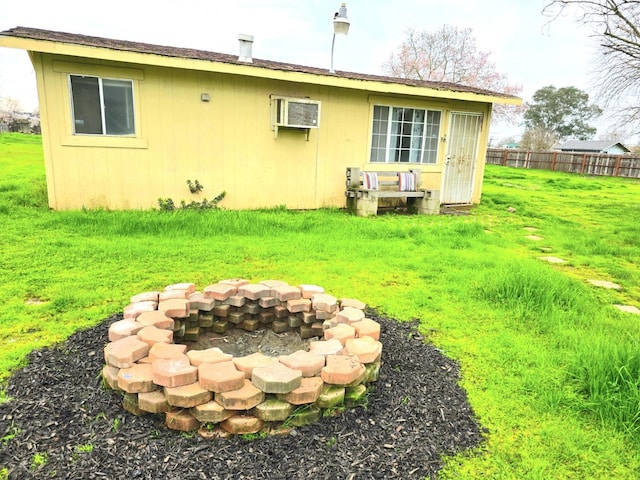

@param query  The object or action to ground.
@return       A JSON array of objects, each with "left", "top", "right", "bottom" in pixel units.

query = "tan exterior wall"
[{"left": 32, "top": 52, "right": 492, "bottom": 210}]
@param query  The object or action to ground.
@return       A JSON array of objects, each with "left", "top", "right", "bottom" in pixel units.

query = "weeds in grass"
[
  {"left": 569, "top": 335, "right": 640, "bottom": 436},
  {"left": 30, "top": 452, "right": 48, "bottom": 469},
  {"left": 1, "top": 422, "right": 19, "bottom": 444},
  {"left": 239, "top": 431, "right": 267, "bottom": 441}
]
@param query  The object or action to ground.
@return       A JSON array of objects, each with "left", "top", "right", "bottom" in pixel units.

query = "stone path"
[
  {"left": 587, "top": 279, "right": 622, "bottom": 290},
  {"left": 614, "top": 305, "right": 640, "bottom": 315},
  {"left": 538, "top": 256, "right": 567, "bottom": 264}
]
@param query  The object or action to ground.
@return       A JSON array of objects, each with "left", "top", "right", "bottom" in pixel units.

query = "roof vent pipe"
[{"left": 238, "top": 34, "right": 254, "bottom": 63}]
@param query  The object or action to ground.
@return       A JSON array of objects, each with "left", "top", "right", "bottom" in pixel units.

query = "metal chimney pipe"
[{"left": 238, "top": 34, "right": 254, "bottom": 63}]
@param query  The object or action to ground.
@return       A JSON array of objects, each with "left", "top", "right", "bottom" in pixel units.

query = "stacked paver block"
[{"left": 102, "top": 279, "right": 382, "bottom": 437}]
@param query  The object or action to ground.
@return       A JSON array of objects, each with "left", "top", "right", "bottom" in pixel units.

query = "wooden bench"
[{"left": 345, "top": 167, "right": 440, "bottom": 216}]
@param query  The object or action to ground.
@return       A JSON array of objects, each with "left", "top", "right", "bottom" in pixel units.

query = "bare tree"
[
  {"left": 543, "top": 1, "right": 640, "bottom": 132},
  {"left": 520, "top": 126, "right": 560, "bottom": 151},
  {"left": 383, "top": 25, "right": 524, "bottom": 123}
]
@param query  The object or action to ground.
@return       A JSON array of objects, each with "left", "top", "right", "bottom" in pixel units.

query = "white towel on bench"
[
  {"left": 398, "top": 172, "right": 416, "bottom": 191},
  {"left": 363, "top": 172, "right": 379, "bottom": 190}
]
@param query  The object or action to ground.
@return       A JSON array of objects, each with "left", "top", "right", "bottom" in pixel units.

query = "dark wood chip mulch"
[{"left": 0, "top": 313, "right": 484, "bottom": 479}]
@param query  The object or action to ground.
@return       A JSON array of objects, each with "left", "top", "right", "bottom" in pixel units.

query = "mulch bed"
[{"left": 0, "top": 313, "right": 484, "bottom": 479}]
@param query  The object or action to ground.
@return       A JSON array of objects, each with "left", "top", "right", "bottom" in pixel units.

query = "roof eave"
[{"left": 0, "top": 34, "right": 522, "bottom": 106}]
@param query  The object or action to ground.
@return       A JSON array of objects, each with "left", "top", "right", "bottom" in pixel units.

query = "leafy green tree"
[{"left": 523, "top": 86, "right": 602, "bottom": 141}]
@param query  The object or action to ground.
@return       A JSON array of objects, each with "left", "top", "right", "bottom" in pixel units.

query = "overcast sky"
[{"left": 0, "top": 0, "right": 602, "bottom": 141}]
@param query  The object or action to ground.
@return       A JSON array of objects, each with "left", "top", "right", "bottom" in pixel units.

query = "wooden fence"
[{"left": 486, "top": 148, "right": 640, "bottom": 179}]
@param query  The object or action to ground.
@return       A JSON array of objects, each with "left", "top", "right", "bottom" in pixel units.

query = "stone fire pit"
[{"left": 102, "top": 279, "right": 382, "bottom": 437}]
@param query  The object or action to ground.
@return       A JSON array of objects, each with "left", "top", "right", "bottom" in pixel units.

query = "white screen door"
[{"left": 442, "top": 112, "right": 483, "bottom": 204}]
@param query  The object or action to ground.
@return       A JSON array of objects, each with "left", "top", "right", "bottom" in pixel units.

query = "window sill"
[{"left": 61, "top": 135, "right": 148, "bottom": 149}]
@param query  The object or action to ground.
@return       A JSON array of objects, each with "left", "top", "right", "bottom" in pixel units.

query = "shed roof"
[
  {"left": 0, "top": 26, "right": 521, "bottom": 105},
  {"left": 557, "top": 140, "right": 630, "bottom": 153}
]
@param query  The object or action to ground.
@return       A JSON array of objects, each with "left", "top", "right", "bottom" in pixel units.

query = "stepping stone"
[
  {"left": 137, "top": 325, "right": 173, "bottom": 346},
  {"left": 588, "top": 279, "right": 622, "bottom": 290},
  {"left": 220, "top": 414, "right": 264, "bottom": 435},
  {"left": 335, "top": 307, "right": 365, "bottom": 324},
  {"left": 224, "top": 295, "right": 246, "bottom": 307},
  {"left": 152, "top": 357, "right": 198, "bottom": 388},
  {"left": 614, "top": 305, "right": 640, "bottom": 315},
  {"left": 308, "top": 338, "right": 343, "bottom": 356},
  {"left": 136, "top": 311, "right": 175, "bottom": 330},
  {"left": 299, "top": 284, "right": 325, "bottom": 299},
  {"left": 123, "top": 301, "right": 157, "bottom": 319},
  {"left": 259, "top": 280, "right": 289, "bottom": 295},
  {"left": 138, "top": 391, "right": 170, "bottom": 413},
  {"left": 317, "top": 310, "right": 336, "bottom": 321},
  {"left": 198, "top": 361, "right": 245, "bottom": 393},
  {"left": 237, "top": 283, "right": 271, "bottom": 300},
  {"left": 345, "top": 384, "right": 368, "bottom": 407},
  {"left": 525, "top": 235, "right": 543, "bottom": 241},
  {"left": 158, "top": 298, "right": 190, "bottom": 318},
  {"left": 352, "top": 318, "right": 381, "bottom": 341},
  {"left": 188, "top": 292, "right": 216, "bottom": 311},
  {"left": 272, "top": 285, "right": 302, "bottom": 302},
  {"left": 219, "top": 279, "right": 250, "bottom": 288},
  {"left": 191, "top": 400, "right": 235, "bottom": 423},
  {"left": 312, "top": 293, "right": 338, "bottom": 312},
  {"left": 345, "top": 336, "right": 382, "bottom": 364},
  {"left": 278, "top": 350, "right": 325, "bottom": 377},
  {"left": 277, "top": 376, "right": 324, "bottom": 405},
  {"left": 187, "top": 347, "right": 233, "bottom": 367},
  {"left": 323, "top": 323, "right": 356, "bottom": 346},
  {"left": 166, "top": 410, "right": 200, "bottom": 432},
  {"left": 252, "top": 362, "right": 302, "bottom": 394},
  {"left": 204, "top": 283, "right": 237, "bottom": 301},
  {"left": 288, "top": 406, "right": 321, "bottom": 427},
  {"left": 165, "top": 283, "right": 196, "bottom": 294},
  {"left": 105, "top": 335, "right": 150, "bottom": 368},
  {"left": 302, "top": 312, "right": 316, "bottom": 324},
  {"left": 108, "top": 319, "right": 145, "bottom": 341},
  {"left": 251, "top": 398, "right": 295, "bottom": 421},
  {"left": 117, "top": 363, "right": 156, "bottom": 393},
  {"left": 523, "top": 227, "right": 539, "bottom": 232},
  {"left": 538, "top": 256, "right": 566, "bottom": 264},
  {"left": 340, "top": 298, "right": 366, "bottom": 311},
  {"left": 233, "top": 352, "right": 278, "bottom": 379},
  {"left": 287, "top": 298, "right": 311, "bottom": 313},
  {"left": 316, "top": 385, "right": 345, "bottom": 409},
  {"left": 321, "top": 354, "right": 365, "bottom": 385},
  {"left": 148, "top": 343, "right": 187, "bottom": 362},
  {"left": 363, "top": 362, "right": 381, "bottom": 383},
  {"left": 159, "top": 289, "right": 190, "bottom": 301},
  {"left": 215, "top": 379, "right": 265, "bottom": 410},
  {"left": 165, "top": 382, "right": 212, "bottom": 408},
  {"left": 258, "top": 296, "right": 278, "bottom": 308},
  {"left": 130, "top": 291, "right": 160, "bottom": 303},
  {"left": 101, "top": 365, "right": 121, "bottom": 391},
  {"left": 122, "top": 393, "right": 145, "bottom": 416}
]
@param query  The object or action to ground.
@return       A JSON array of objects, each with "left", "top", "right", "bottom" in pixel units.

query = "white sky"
[{"left": 0, "top": 0, "right": 603, "bottom": 141}]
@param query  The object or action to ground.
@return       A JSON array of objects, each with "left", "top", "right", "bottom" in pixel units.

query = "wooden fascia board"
[{"left": 0, "top": 35, "right": 522, "bottom": 106}]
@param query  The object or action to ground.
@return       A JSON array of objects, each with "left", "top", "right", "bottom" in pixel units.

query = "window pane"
[
  {"left": 370, "top": 106, "right": 389, "bottom": 162},
  {"left": 103, "top": 79, "right": 135, "bottom": 135},
  {"left": 70, "top": 76, "right": 103, "bottom": 134},
  {"left": 423, "top": 110, "right": 441, "bottom": 164},
  {"left": 369, "top": 105, "right": 441, "bottom": 164}
]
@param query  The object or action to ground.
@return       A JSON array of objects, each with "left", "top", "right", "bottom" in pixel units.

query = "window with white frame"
[
  {"left": 370, "top": 105, "right": 441, "bottom": 164},
  {"left": 69, "top": 75, "right": 135, "bottom": 135}
]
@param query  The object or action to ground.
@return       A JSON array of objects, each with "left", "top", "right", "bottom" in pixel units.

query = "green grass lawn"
[{"left": 1, "top": 133, "right": 639, "bottom": 478}]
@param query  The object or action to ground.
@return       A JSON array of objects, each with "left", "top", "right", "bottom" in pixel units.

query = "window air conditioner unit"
[{"left": 273, "top": 97, "right": 321, "bottom": 129}]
